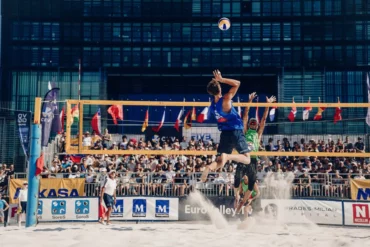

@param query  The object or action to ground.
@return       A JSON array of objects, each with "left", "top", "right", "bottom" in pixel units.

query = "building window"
[
  {"left": 182, "top": 48, "right": 191, "bottom": 67},
  {"left": 112, "top": 47, "right": 121, "bottom": 67},
  {"left": 231, "top": 48, "right": 241, "bottom": 67},
  {"left": 163, "top": 24, "right": 171, "bottom": 42},
  {"left": 262, "top": 1, "right": 271, "bottom": 16},
  {"left": 123, "top": 48, "right": 132, "bottom": 67},
  {"left": 262, "top": 23, "right": 271, "bottom": 41},
  {"left": 252, "top": 23, "right": 261, "bottom": 41},
  {"left": 103, "top": 23, "right": 112, "bottom": 42},
  {"left": 292, "top": 22, "right": 301, "bottom": 41},
  {"left": 203, "top": 24, "right": 212, "bottom": 42},
  {"left": 132, "top": 24, "right": 141, "bottom": 42},
  {"left": 242, "top": 47, "right": 251, "bottom": 67},
  {"left": 282, "top": 1, "right": 292, "bottom": 16},
  {"left": 272, "top": 23, "right": 281, "bottom": 41},
  {"left": 271, "top": 1, "right": 281, "bottom": 16},
  {"left": 231, "top": 23, "right": 241, "bottom": 42},
  {"left": 242, "top": 23, "right": 251, "bottom": 41},
  {"left": 283, "top": 23, "right": 291, "bottom": 41},
  {"left": 113, "top": 23, "right": 121, "bottom": 42},
  {"left": 251, "top": 47, "right": 261, "bottom": 67},
  {"left": 252, "top": 1, "right": 260, "bottom": 16},
  {"left": 283, "top": 47, "right": 292, "bottom": 67}
]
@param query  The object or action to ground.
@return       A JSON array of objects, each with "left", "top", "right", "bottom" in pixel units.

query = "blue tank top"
[{"left": 210, "top": 98, "right": 244, "bottom": 131}]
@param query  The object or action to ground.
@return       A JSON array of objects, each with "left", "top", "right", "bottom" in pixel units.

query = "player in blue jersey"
[{"left": 201, "top": 70, "right": 252, "bottom": 185}]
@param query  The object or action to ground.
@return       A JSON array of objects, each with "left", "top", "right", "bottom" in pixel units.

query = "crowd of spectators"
[{"left": 1, "top": 131, "right": 369, "bottom": 198}]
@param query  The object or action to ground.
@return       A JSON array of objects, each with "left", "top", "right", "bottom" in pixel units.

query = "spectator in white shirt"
[
  {"left": 82, "top": 131, "right": 92, "bottom": 147},
  {"left": 18, "top": 181, "right": 28, "bottom": 227}
]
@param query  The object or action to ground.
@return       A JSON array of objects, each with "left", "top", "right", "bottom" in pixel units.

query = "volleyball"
[{"left": 218, "top": 17, "right": 231, "bottom": 31}]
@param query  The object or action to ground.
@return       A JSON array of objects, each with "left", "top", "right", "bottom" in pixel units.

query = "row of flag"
[{"left": 286, "top": 98, "right": 342, "bottom": 123}]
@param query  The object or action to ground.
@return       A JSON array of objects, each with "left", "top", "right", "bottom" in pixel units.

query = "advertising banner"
[
  {"left": 145, "top": 127, "right": 183, "bottom": 144},
  {"left": 343, "top": 201, "right": 370, "bottom": 226},
  {"left": 182, "top": 127, "right": 220, "bottom": 143},
  {"left": 7, "top": 198, "right": 99, "bottom": 223},
  {"left": 179, "top": 197, "right": 246, "bottom": 221},
  {"left": 9, "top": 178, "right": 85, "bottom": 204},
  {"left": 261, "top": 199, "right": 343, "bottom": 225},
  {"left": 14, "top": 111, "right": 31, "bottom": 158},
  {"left": 350, "top": 179, "right": 370, "bottom": 200},
  {"left": 110, "top": 197, "right": 178, "bottom": 221},
  {"left": 179, "top": 197, "right": 342, "bottom": 225}
]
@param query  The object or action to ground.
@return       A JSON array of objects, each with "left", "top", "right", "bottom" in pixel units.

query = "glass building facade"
[{"left": 1, "top": 0, "right": 370, "bottom": 134}]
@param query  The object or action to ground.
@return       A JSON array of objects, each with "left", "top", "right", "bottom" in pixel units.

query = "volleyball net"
[{"left": 63, "top": 99, "right": 370, "bottom": 158}]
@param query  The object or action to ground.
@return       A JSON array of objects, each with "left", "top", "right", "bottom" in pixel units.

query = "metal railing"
[{"left": 6, "top": 172, "right": 363, "bottom": 199}]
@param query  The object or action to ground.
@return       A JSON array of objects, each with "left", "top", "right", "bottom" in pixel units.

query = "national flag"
[
  {"left": 191, "top": 107, "right": 196, "bottom": 121},
  {"left": 174, "top": 108, "right": 184, "bottom": 132},
  {"left": 41, "top": 88, "right": 60, "bottom": 147},
  {"left": 366, "top": 73, "right": 370, "bottom": 127},
  {"left": 287, "top": 100, "right": 297, "bottom": 122},
  {"left": 237, "top": 97, "right": 242, "bottom": 117},
  {"left": 152, "top": 109, "right": 166, "bottom": 132},
  {"left": 107, "top": 105, "right": 123, "bottom": 125},
  {"left": 303, "top": 99, "right": 312, "bottom": 121},
  {"left": 35, "top": 153, "right": 44, "bottom": 176},
  {"left": 91, "top": 108, "right": 101, "bottom": 135},
  {"left": 197, "top": 107, "right": 209, "bottom": 123},
  {"left": 184, "top": 110, "right": 192, "bottom": 129},
  {"left": 314, "top": 107, "right": 326, "bottom": 120},
  {"left": 141, "top": 109, "right": 149, "bottom": 132},
  {"left": 59, "top": 107, "right": 65, "bottom": 134},
  {"left": 70, "top": 155, "right": 85, "bottom": 164},
  {"left": 71, "top": 104, "right": 79, "bottom": 124},
  {"left": 269, "top": 107, "right": 277, "bottom": 122},
  {"left": 334, "top": 102, "right": 342, "bottom": 124}
]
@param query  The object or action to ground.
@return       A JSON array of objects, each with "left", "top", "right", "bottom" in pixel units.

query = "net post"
[
  {"left": 25, "top": 97, "right": 42, "bottom": 228},
  {"left": 78, "top": 102, "right": 84, "bottom": 153},
  {"left": 65, "top": 100, "right": 71, "bottom": 153}
]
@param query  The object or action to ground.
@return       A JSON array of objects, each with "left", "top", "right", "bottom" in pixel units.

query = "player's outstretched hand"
[
  {"left": 248, "top": 92, "right": 257, "bottom": 102},
  {"left": 267, "top": 95, "right": 276, "bottom": 103},
  {"left": 213, "top": 69, "right": 223, "bottom": 82}
]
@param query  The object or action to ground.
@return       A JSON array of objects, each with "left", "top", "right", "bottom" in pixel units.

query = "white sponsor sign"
[
  {"left": 343, "top": 201, "right": 370, "bottom": 226},
  {"left": 261, "top": 199, "right": 343, "bottom": 225},
  {"left": 7, "top": 198, "right": 99, "bottom": 223},
  {"left": 184, "top": 204, "right": 246, "bottom": 217},
  {"left": 182, "top": 127, "right": 220, "bottom": 143},
  {"left": 110, "top": 197, "right": 178, "bottom": 221}
]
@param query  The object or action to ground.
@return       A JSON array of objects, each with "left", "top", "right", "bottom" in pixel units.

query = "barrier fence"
[{"left": 6, "top": 172, "right": 365, "bottom": 199}]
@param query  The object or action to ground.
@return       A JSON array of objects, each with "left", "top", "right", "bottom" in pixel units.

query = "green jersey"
[
  {"left": 241, "top": 180, "right": 257, "bottom": 197},
  {"left": 245, "top": 129, "right": 259, "bottom": 158}
]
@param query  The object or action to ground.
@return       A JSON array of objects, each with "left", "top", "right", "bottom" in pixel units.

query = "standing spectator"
[
  {"left": 0, "top": 193, "right": 9, "bottom": 225},
  {"left": 102, "top": 128, "right": 112, "bottom": 148},
  {"left": 100, "top": 170, "right": 117, "bottom": 225},
  {"left": 18, "top": 181, "right": 28, "bottom": 227}
]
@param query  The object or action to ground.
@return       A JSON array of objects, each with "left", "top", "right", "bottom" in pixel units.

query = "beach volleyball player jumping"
[{"left": 201, "top": 70, "right": 253, "bottom": 183}]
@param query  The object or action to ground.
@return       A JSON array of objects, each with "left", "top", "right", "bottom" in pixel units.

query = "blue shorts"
[
  {"left": 103, "top": 193, "right": 114, "bottom": 208},
  {"left": 21, "top": 202, "right": 27, "bottom": 213},
  {"left": 217, "top": 130, "right": 252, "bottom": 155}
]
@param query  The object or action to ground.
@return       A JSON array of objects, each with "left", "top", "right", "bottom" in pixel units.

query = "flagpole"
[{"left": 78, "top": 59, "right": 81, "bottom": 101}]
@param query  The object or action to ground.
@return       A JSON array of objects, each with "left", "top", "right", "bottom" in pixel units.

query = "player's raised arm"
[
  {"left": 258, "top": 95, "right": 276, "bottom": 139},
  {"left": 213, "top": 70, "right": 240, "bottom": 100},
  {"left": 243, "top": 92, "right": 257, "bottom": 134}
]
